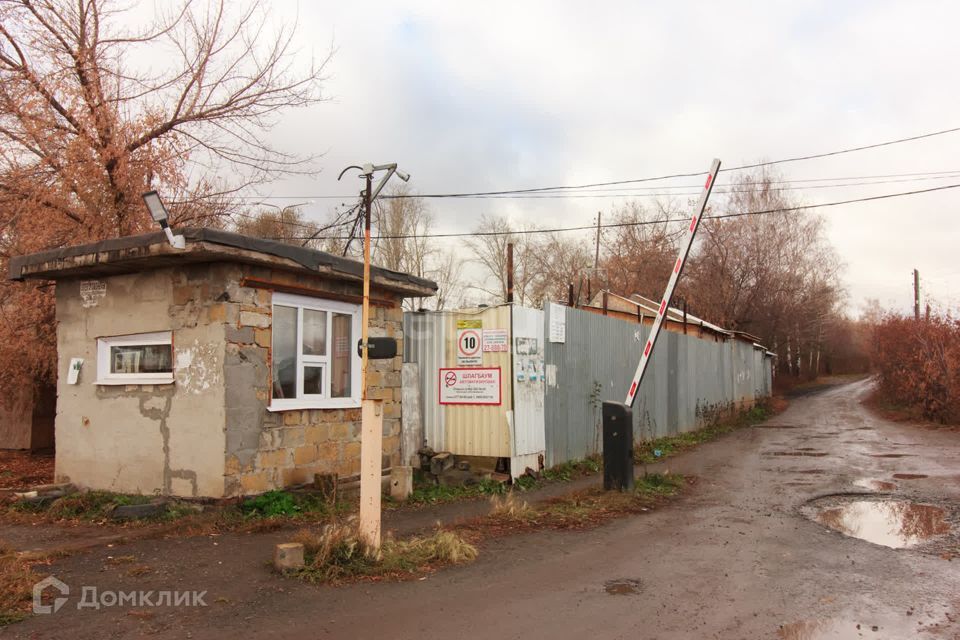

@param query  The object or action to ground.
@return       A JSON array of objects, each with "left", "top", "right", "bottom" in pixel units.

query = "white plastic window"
[
  {"left": 270, "top": 292, "right": 361, "bottom": 410},
  {"left": 96, "top": 331, "right": 174, "bottom": 385}
]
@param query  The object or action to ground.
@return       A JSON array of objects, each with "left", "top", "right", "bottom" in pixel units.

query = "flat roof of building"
[{"left": 8, "top": 227, "right": 437, "bottom": 298}]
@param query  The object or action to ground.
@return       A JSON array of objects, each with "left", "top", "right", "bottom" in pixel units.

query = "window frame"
[
  {"left": 95, "top": 331, "right": 175, "bottom": 386},
  {"left": 269, "top": 292, "right": 362, "bottom": 411}
]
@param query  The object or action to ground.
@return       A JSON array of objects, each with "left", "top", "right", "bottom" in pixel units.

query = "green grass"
[
  {"left": 399, "top": 478, "right": 508, "bottom": 507},
  {"left": 634, "top": 403, "right": 770, "bottom": 465}
]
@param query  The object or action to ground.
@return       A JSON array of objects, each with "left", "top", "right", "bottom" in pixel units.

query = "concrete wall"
[
  {"left": 220, "top": 264, "right": 404, "bottom": 496},
  {"left": 55, "top": 265, "right": 227, "bottom": 497}
]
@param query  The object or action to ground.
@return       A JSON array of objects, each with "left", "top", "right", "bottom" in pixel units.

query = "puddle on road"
[
  {"left": 778, "top": 618, "right": 909, "bottom": 639},
  {"left": 604, "top": 578, "right": 643, "bottom": 595},
  {"left": 893, "top": 473, "right": 928, "bottom": 480},
  {"left": 814, "top": 500, "right": 950, "bottom": 549},
  {"left": 769, "top": 451, "right": 829, "bottom": 457},
  {"left": 798, "top": 469, "right": 827, "bottom": 475},
  {"left": 869, "top": 453, "right": 912, "bottom": 458},
  {"left": 853, "top": 478, "right": 896, "bottom": 491}
]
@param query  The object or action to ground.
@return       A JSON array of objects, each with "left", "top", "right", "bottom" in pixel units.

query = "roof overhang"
[{"left": 8, "top": 227, "right": 437, "bottom": 298}]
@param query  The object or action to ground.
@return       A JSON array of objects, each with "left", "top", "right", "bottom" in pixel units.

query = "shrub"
[{"left": 873, "top": 314, "right": 960, "bottom": 423}]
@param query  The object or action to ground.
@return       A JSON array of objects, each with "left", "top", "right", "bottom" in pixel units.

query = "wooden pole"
[{"left": 506, "top": 242, "right": 514, "bottom": 303}]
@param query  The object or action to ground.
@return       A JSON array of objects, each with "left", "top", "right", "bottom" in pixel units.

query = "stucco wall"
[
  {"left": 54, "top": 265, "right": 227, "bottom": 497},
  {"left": 221, "top": 264, "right": 404, "bottom": 496}
]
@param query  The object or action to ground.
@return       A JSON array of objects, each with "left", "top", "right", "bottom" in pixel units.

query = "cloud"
[{"left": 257, "top": 0, "right": 960, "bottom": 313}]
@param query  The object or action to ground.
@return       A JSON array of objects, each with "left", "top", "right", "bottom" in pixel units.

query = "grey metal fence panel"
[{"left": 542, "top": 307, "right": 772, "bottom": 468}]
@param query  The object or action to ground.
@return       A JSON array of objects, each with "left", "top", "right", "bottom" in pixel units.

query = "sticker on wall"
[
  {"left": 482, "top": 328, "right": 509, "bottom": 352},
  {"left": 456, "top": 319, "right": 483, "bottom": 366},
  {"left": 515, "top": 337, "right": 539, "bottom": 356},
  {"left": 79, "top": 280, "right": 107, "bottom": 308},
  {"left": 548, "top": 302, "right": 566, "bottom": 343}
]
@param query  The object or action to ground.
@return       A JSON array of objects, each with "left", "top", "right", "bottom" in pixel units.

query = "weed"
[
  {"left": 634, "top": 403, "right": 771, "bottom": 464},
  {"left": 404, "top": 478, "right": 506, "bottom": 507},
  {"left": 240, "top": 490, "right": 333, "bottom": 519},
  {"left": 292, "top": 522, "right": 477, "bottom": 583},
  {"left": 0, "top": 544, "right": 37, "bottom": 626},
  {"left": 488, "top": 493, "right": 536, "bottom": 521}
]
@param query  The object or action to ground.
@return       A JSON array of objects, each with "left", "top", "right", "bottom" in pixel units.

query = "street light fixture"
[{"left": 141, "top": 191, "right": 186, "bottom": 249}]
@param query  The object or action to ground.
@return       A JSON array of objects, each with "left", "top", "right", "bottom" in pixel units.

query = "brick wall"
[{"left": 219, "top": 264, "right": 404, "bottom": 496}]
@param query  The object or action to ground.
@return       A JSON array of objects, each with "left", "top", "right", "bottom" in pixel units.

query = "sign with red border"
[{"left": 439, "top": 367, "right": 501, "bottom": 405}]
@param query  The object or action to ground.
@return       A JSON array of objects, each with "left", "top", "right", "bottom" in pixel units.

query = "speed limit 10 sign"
[{"left": 456, "top": 324, "right": 482, "bottom": 366}]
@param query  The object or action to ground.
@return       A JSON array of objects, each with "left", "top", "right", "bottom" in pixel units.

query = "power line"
[
  {"left": 230, "top": 125, "right": 960, "bottom": 202},
  {"left": 230, "top": 172, "right": 960, "bottom": 227},
  {"left": 232, "top": 169, "right": 960, "bottom": 202},
  {"left": 261, "top": 182, "right": 960, "bottom": 241},
  {"left": 386, "top": 125, "right": 960, "bottom": 198}
]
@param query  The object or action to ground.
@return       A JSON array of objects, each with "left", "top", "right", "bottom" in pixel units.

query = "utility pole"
[
  {"left": 590, "top": 211, "right": 602, "bottom": 302},
  {"left": 913, "top": 269, "right": 921, "bottom": 321},
  {"left": 338, "top": 162, "right": 409, "bottom": 551}
]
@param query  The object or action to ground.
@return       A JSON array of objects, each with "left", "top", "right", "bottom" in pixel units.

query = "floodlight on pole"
[
  {"left": 337, "top": 161, "right": 409, "bottom": 551},
  {"left": 141, "top": 191, "right": 186, "bottom": 249}
]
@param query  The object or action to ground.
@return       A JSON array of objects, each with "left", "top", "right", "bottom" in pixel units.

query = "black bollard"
[{"left": 602, "top": 401, "right": 634, "bottom": 491}]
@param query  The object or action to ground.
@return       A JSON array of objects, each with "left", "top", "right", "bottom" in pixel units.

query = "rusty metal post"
[
  {"left": 506, "top": 242, "right": 514, "bottom": 303},
  {"left": 568, "top": 282, "right": 574, "bottom": 307}
]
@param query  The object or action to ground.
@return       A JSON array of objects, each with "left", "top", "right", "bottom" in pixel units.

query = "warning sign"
[
  {"left": 456, "top": 319, "right": 483, "bottom": 366},
  {"left": 439, "top": 368, "right": 501, "bottom": 405},
  {"left": 482, "top": 329, "right": 509, "bottom": 352}
]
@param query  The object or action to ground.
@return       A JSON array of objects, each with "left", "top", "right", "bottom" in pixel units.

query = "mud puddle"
[
  {"left": 869, "top": 453, "right": 912, "bottom": 458},
  {"left": 777, "top": 616, "right": 925, "bottom": 639},
  {"left": 809, "top": 499, "right": 951, "bottom": 549},
  {"left": 604, "top": 578, "right": 643, "bottom": 595},
  {"left": 768, "top": 451, "right": 829, "bottom": 457},
  {"left": 853, "top": 478, "right": 896, "bottom": 491},
  {"left": 798, "top": 469, "right": 827, "bottom": 475},
  {"left": 893, "top": 473, "right": 928, "bottom": 480}
]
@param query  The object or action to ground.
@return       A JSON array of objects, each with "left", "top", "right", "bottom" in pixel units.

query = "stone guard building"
[{"left": 9, "top": 228, "right": 436, "bottom": 498}]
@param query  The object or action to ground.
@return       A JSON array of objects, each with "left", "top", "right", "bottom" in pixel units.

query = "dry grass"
[
  {"left": 488, "top": 493, "right": 536, "bottom": 521},
  {"left": 0, "top": 543, "right": 38, "bottom": 625},
  {"left": 291, "top": 520, "right": 478, "bottom": 583}
]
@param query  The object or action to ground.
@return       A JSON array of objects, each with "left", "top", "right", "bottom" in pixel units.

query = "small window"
[
  {"left": 270, "top": 292, "right": 361, "bottom": 410},
  {"left": 96, "top": 331, "right": 174, "bottom": 385}
]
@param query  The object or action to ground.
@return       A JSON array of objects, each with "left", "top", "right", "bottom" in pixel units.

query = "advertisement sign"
[
  {"left": 482, "top": 329, "right": 509, "bottom": 352},
  {"left": 439, "top": 367, "right": 501, "bottom": 405}
]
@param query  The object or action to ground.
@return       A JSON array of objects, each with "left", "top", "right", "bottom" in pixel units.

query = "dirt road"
[{"left": 8, "top": 380, "right": 960, "bottom": 639}]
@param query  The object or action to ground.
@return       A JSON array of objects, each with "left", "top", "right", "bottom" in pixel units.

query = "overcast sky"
[{"left": 246, "top": 0, "right": 959, "bottom": 316}]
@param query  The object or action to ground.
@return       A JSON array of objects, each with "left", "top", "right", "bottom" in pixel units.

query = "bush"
[{"left": 873, "top": 314, "right": 960, "bottom": 423}]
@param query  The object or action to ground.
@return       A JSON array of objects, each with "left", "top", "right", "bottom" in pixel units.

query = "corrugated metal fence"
[{"left": 405, "top": 305, "right": 773, "bottom": 470}]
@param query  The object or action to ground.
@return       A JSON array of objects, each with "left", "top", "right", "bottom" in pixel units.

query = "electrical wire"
[
  {"left": 228, "top": 125, "right": 960, "bottom": 202},
  {"left": 256, "top": 182, "right": 960, "bottom": 241}
]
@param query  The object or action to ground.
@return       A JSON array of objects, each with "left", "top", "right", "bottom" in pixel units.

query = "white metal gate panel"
[{"left": 511, "top": 306, "right": 546, "bottom": 460}]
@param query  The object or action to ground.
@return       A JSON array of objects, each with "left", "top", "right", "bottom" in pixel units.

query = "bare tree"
[
  {"left": 373, "top": 186, "right": 435, "bottom": 277},
  {"left": 0, "top": 0, "right": 330, "bottom": 396},
  {"left": 465, "top": 214, "right": 539, "bottom": 305},
  {"left": 598, "top": 200, "right": 686, "bottom": 302},
  {"left": 685, "top": 166, "right": 843, "bottom": 378}
]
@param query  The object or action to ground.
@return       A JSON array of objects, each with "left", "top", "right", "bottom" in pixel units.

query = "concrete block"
[
  {"left": 239, "top": 311, "right": 271, "bottom": 328},
  {"left": 390, "top": 466, "right": 413, "bottom": 501},
  {"left": 430, "top": 452, "right": 455, "bottom": 476},
  {"left": 225, "top": 325, "right": 254, "bottom": 345},
  {"left": 273, "top": 543, "right": 305, "bottom": 571},
  {"left": 293, "top": 445, "right": 318, "bottom": 466}
]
